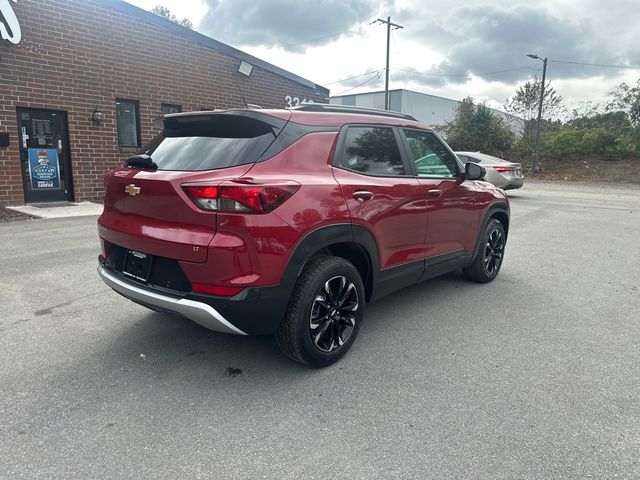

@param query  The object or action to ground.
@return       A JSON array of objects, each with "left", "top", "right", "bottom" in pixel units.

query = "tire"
[
  {"left": 275, "top": 255, "right": 365, "bottom": 367},
  {"left": 463, "top": 218, "right": 506, "bottom": 283}
]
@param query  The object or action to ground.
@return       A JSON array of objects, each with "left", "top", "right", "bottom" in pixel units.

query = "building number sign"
[
  {"left": 285, "top": 96, "right": 314, "bottom": 108},
  {"left": 0, "top": 0, "right": 21, "bottom": 45}
]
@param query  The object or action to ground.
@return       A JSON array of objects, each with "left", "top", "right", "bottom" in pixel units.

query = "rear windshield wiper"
[{"left": 125, "top": 153, "right": 158, "bottom": 170}]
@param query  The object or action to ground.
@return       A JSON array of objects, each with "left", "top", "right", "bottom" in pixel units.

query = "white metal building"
[{"left": 330, "top": 89, "right": 523, "bottom": 133}]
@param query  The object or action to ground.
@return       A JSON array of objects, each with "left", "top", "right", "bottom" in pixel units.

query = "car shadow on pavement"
[
  {"left": 95, "top": 270, "right": 475, "bottom": 374},
  {"left": 30, "top": 268, "right": 496, "bottom": 415}
]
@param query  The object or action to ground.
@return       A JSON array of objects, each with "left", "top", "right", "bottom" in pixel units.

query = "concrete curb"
[{"left": 6, "top": 202, "right": 104, "bottom": 219}]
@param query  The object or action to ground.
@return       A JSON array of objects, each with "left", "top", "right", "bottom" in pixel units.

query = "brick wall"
[{"left": 0, "top": 0, "right": 327, "bottom": 206}]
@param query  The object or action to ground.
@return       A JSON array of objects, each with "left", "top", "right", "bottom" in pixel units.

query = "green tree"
[
  {"left": 504, "top": 77, "right": 564, "bottom": 146},
  {"left": 150, "top": 5, "right": 194, "bottom": 30},
  {"left": 442, "top": 97, "right": 515, "bottom": 156},
  {"left": 444, "top": 98, "right": 476, "bottom": 148},
  {"left": 541, "top": 110, "right": 636, "bottom": 160},
  {"left": 607, "top": 79, "right": 640, "bottom": 148},
  {"left": 542, "top": 127, "right": 581, "bottom": 159},
  {"left": 608, "top": 79, "right": 640, "bottom": 127}
]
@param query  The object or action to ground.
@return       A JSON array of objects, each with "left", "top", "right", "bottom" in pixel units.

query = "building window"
[
  {"left": 161, "top": 103, "right": 182, "bottom": 115},
  {"left": 116, "top": 99, "right": 140, "bottom": 147}
]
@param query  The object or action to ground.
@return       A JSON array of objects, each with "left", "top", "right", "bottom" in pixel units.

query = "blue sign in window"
[{"left": 28, "top": 148, "right": 61, "bottom": 190}]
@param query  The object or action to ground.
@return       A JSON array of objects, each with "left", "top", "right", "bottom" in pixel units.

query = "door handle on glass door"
[
  {"left": 353, "top": 190, "right": 374, "bottom": 202},
  {"left": 427, "top": 189, "right": 443, "bottom": 198}
]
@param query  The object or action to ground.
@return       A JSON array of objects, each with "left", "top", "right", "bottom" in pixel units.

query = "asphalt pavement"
[{"left": 1, "top": 181, "right": 639, "bottom": 479}]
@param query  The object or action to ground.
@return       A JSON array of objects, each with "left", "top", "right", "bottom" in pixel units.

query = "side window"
[
  {"left": 403, "top": 129, "right": 459, "bottom": 178},
  {"left": 161, "top": 103, "right": 182, "bottom": 115},
  {"left": 116, "top": 99, "right": 140, "bottom": 147},
  {"left": 337, "top": 126, "right": 406, "bottom": 176}
]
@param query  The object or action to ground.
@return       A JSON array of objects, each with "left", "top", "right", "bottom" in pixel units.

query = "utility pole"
[
  {"left": 375, "top": 17, "right": 403, "bottom": 110},
  {"left": 527, "top": 54, "right": 547, "bottom": 174}
]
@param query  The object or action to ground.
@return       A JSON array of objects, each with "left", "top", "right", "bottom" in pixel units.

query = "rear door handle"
[
  {"left": 427, "top": 189, "right": 443, "bottom": 198},
  {"left": 353, "top": 190, "right": 375, "bottom": 202}
]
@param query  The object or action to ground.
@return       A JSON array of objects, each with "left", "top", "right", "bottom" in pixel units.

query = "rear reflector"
[
  {"left": 493, "top": 166, "right": 514, "bottom": 173},
  {"left": 183, "top": 182, "right": 299, "bottom": 213},
  {"left": 192, "top": 282, "right": 244, "bottom": 296}
]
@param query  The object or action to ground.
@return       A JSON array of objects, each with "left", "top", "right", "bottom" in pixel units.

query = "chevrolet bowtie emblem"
[{"left": 125, "top": 184, "right": 141, "bottom": 196}]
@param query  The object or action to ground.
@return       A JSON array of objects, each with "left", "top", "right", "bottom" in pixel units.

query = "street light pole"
[
  {"left": 375, "top": 17, "right": 404, "bottom": 110},
  {"left": 527, "top": 54, "right": 547, "bottom": 173}
]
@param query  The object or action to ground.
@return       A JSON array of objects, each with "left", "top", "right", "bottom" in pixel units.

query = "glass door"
[{"left": 17, "top": 108, "right": 74, "bottom": 203}]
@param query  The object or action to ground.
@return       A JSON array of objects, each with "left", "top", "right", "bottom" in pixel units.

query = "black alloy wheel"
[
  {"left": 463, "top": 218, "right": 506, "bottom": 283},
  {"left": 276, "top": 256, "right": 365, "bottom": 367},
  {"left": 484, "top": 227, "right": 504, "bottom": 277},
  {"left": 309, "top": 276, "right": 359, "bottom": 353}
]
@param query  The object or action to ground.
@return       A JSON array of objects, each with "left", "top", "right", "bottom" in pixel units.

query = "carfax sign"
[{"left": 28, "top": 148, "right": 61, "bottom": 190}]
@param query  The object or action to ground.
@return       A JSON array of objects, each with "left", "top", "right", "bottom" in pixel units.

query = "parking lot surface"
[{"left": 1, "top": 181, "right": 639, "bottom": 479}]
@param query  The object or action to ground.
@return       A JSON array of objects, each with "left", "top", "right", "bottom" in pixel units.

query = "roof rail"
[{"left": 289, "top": 103, "right": 417, "bottom": 121}]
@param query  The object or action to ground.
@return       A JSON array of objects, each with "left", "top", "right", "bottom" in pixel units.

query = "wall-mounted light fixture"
[
  {"left": 238, "top": 60, "right": 253, "bottom": 77},
  {"left": 91, "top": 106, "right": 103, "bottom": 125}
]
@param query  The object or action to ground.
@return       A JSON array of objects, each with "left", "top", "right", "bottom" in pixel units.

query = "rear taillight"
[
  {"left": 183, "top": 182, "right": 300, "bottom": 213},
  {"left": 183, "top": 185, "right": 220, "bottom": 210},
  {"left": 493, "top": 166, "right": 514, "bottom": 173}
]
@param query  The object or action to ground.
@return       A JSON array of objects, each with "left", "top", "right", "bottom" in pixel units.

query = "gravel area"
[{"left": 0, "top": 208, "right": 35, "bottom": 223}]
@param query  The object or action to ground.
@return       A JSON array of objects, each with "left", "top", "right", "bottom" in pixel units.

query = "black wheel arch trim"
[
  {"left": 280, "top": 223, "right": 381, "bottom": 299},
  {"left": 470, "top": 202, "right": 510, "bottom": 264}
]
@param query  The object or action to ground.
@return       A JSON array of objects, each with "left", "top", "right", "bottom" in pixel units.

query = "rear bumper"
[
  {"left": 97, "top": 266, "right": 247, "bottom": 335},
  {"left": 500, "top": 178, "right": 524, "bottom": 190}
]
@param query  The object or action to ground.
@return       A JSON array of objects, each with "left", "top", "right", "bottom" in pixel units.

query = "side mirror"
[{"left": 465, "top": 162, "right": 486, "bottom": 180}]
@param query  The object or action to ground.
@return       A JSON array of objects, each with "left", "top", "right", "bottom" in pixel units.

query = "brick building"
[{"left": 0, "top": 0, "right": 329, "bottom": 206}]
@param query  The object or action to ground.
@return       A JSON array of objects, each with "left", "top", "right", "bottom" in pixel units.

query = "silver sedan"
[{"left": 455, "top": 151, "right": 525, "bottom": 190}]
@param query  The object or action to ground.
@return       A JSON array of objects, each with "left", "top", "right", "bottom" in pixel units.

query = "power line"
[
  {"left": 392, "top": 66, "right": 536, "bottom": 78},
  {"left": 334, "top": 71, "right": 382, "bottom": 95},
  {"left": 550, "top": 59, "right": 640, "bottom": 70},
  {"left": 325, "top": 69, "right": 384, "bottom": 86},
  {"left": 328, "top": 60, "right": 639, "bottom": 93},
  {"left": 327, "top": 65, "right": 534, "bottom": 92},
  {"left": 390, "top": 27, "right": 400, "bottom": 58}
]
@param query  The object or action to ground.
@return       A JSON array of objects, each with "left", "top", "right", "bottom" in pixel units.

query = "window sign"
[
  {"left": 28, "top": 148, "right": 61, "bottom": 190},
  {"left": 0, "top": 0, "right": 22, "bottom": 45}
]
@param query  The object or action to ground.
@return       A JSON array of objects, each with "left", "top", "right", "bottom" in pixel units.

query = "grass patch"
[{"left": 529, "top": 158, "right": 640, "bottom": 185}]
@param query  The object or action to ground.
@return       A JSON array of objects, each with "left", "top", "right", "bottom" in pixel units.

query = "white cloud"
[{"left": 125, "top": 0, "right": 640, "bottom": 111}]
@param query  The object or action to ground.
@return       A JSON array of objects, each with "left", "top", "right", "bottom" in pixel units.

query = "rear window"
[{"left": 140, "top": 114, "right": 277, "bottom": 171}]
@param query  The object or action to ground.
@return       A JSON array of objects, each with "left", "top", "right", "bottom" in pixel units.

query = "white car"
[{"left": 455, "top": 151, "right": 525, "bottom": 190}]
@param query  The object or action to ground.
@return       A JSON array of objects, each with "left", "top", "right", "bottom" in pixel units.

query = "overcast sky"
[{"left": 129, "top": 0, "right": 640, "bottom": 113}]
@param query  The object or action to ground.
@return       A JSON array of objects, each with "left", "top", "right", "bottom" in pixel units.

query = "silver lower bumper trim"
[{"left": 97, "top": 266, "right": 247, "bottom": 335}]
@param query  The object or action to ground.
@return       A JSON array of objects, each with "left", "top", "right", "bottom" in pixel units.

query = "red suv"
[{"left": 97, "top": 104, "right": 509, "bottom": 367}]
